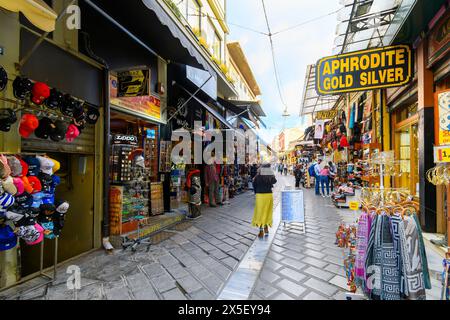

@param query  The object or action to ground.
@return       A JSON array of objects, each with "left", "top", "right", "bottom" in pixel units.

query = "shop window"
[
  {"left": 187, "top": 0, "right": 201, "bottom": 32},
  {"left": 205, "top": 18, "right": 222, "bottom": 60},
  {"left": 396, "top": 102, "right": 418, "bottom": 122}
]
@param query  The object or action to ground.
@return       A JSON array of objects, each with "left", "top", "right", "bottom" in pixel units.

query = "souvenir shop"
[{"left": 0, "top": 26, "right": 103, "bottom": 287}]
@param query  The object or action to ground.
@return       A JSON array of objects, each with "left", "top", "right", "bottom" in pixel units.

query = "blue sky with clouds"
[{"left": 227, "top": 0, "right": 340, "bottom": 144}]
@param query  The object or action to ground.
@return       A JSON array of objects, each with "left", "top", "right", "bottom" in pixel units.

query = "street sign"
[
  {"left": 316, "top": 45, "right": 412, "bottom": 95},
  {"left": 349, "top": 201, "right": 360, "bottom": 211},
  {"left": 434, "top": 145, "right": 450, "bottom": 163},
  {"left": 281, "top": 190, "right": 305, "bottom": 223},
  {"left": 316, "top": 110, "right": 337, "bottom": 120}
]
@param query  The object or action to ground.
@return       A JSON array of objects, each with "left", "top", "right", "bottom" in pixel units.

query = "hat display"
[
  {"left": 36, "top": 156, "right": 54, "bottom": 175},
  {"left": 24, "top": 156, "right": 40, "bottom": 176},
  {"left": 31, "top": 82, "right": 50, "bottom": 105},
  {"left": 49, "top": 120, "right": 67, "bottom": 142},
  {"left": 19, "top": 114, "right": 39, "bottom": 138},
  {"left": 86, "top": 106, "right": 100, "bottom": 125},
  {"left": 0, "top": 225, "right": 17, "bottom": 251},
  {"left": 12, "top": 76, "right": 33, "bottom": 100},
  {"left": 0, "top": 66, "right": 7, "bottom": 92},
  {"left": 65, "top": 124, "right": 80, "bottom": 143},
  {"left": 45, "top": 88, "right": 63, "bottom": 109},
  {"left": 27, "top": 176, "right": 42, "bottom": 194},
  {"left": 34, "top": 117, "right": 56, "bottom": 140},
  {"left": 6, "top": 156, "right": 22, "bottom": 177},
  {"left": 0, "top": 109, "right": 17, "bottom": 132},
  {"left": 14, "top": 192, "right": 33, "bottom": 209},
  {"left": 21, "top": 177, "right": 33, "bottom": 194}
]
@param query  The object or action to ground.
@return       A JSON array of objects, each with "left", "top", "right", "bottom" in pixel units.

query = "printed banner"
[
  {"left": 437, "top": 90, "right": 450, "bottom": 145},
  {"left": 314, "top": 120, "right": 325, "bottom": 140},
  {"left": 316, "top": 45, "right": 412, "bottom": 95}
]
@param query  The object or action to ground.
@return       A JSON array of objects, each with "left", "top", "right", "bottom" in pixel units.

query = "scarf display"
[{"left": 359, "top": 212, "right": 429, "bottom": 300}]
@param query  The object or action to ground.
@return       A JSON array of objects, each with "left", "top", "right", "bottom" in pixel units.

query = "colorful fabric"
[
  {"left": 252, "top": 193, "right": 273, "bottom": 228},
  {"left": 355, "top": 212, "right": 370, "bottom": 288},
  {"left": 365, "top": 214, "right": 378, "bottom": 297},
  {"left": 390, "top": 214, "right": 408, "bottom": 297}
]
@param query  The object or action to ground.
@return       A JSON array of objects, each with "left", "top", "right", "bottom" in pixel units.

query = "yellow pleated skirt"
[{"left": 252, "top": 193, "right": 274, "bottom": 228}]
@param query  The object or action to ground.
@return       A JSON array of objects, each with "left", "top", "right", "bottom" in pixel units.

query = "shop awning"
[
  {"left": 300, "top": 64, "right": 339, "bottom": 116},
  {"left": 176, "top": 84, "right": 234, "bottom": 130},
  {"left": 228, "top": 99, "right": 266, "bottom": 117},
  {"left": 0, "top": 0, "right": 57, "bottom": 32}
]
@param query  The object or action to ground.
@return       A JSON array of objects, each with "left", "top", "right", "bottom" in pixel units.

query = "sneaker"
[{"left": 258, "top": 229, "right": 264, "bottom": 238}]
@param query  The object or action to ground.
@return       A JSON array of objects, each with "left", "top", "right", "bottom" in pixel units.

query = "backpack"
[{"left": 308, "top": 164, "right": 316, "bottom": 177}]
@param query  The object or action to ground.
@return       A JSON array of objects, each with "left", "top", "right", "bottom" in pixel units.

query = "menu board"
[{"left": 281, "top": 190, "right": 305, "bottom": 223}]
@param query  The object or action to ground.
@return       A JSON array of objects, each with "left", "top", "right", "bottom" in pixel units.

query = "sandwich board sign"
[{"left": 281, "top": 189, "right": 305, "bottom": 226}]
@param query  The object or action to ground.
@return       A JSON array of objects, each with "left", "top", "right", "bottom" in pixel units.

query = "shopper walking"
[
  {"left": 311, "top": 159, "right": 322, "bottom": 195},
  {"left": 294, "top": 164, "right": 303, "bottom": 189},
  {"left": 252, "top": 163, "right": 277, "bottom": 238},
  {"left": 319, "top": 165, "right": 330, "bottom": 197},
  {"left": 328, "top": 161, "right": 337, "bottom": 192}
]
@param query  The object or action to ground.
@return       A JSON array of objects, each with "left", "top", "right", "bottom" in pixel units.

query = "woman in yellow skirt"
[{"left": 252, "top": 163, "right": 277, "bottom": 238}]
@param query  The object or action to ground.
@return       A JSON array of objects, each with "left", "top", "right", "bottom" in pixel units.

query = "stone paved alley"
[{"left": 0, "top": 174, "right": 443, "bottom": 300}]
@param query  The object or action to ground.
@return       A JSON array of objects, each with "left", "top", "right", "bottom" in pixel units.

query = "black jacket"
[{"left": 253, "top": 174, "right": 277, "bottom": 194}]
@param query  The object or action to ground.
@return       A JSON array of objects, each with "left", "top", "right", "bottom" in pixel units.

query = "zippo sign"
[{"left": 316, "top": 45, "right": 412, "bottom": 95}]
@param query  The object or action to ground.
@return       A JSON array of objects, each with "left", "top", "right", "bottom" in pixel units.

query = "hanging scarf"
[
  {"left": 355, "top": 211, "right": 370, "bottom": 289},
  {"left": 403, "top": 216, "right": 426, "bottom": 300},
  {"left": 390, "top": 214, "right": 409, "bottom": 297},
  {"left": 412, "top": 214, "right": 431, "bottom": 290},
  {"left": 379, "top": 214, "right": 400, "bottom": 300},
  {"left": 365, "top": 214, "right": 380, "bottom": 299}
]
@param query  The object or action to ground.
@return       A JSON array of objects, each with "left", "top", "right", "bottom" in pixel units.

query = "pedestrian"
[
  {"left": 204, "top": 154, "right": 223, "bottom": 207},
  {"left": 283, "top": 163, "right": 288, "bottom": 176},
  {"left": 320, "top": 165, "right": 330, "bottom": 197},
  {"left": 252, "top": 163, "right": 277, "bottom": 238},
  {"left": 311, "top": 159, "right": 322, "bottom": 195},
  {"left": 328, "top": 161, "right": 337, "bottom": 192},
  {"left": 294, "top": 164, "right": 302, "bottom": 189},
  {"left": 301, "top": 164, "right": 307, "bottom": 188}
]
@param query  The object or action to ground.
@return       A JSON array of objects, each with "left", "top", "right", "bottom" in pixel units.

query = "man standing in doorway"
[{"left": 205, "top": 154, "right": 223, "bottom": 207}]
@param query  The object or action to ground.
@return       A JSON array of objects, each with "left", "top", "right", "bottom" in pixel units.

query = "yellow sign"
[
  {"left": 316, "top": 110, "right": 337, "bottom": 120},
  {"left": 316, "top": 45, "right": 412, "bottom": 95},
  {"left": 434, "top": 146, "right": 450, "bottom": 163},
  {"left": 349, "top": 201, "right": 360, "bottom": 211}
]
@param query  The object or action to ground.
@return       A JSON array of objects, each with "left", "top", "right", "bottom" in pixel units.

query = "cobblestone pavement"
[{"left": 1, "top": 187, "right": 271, "bottom": 300}]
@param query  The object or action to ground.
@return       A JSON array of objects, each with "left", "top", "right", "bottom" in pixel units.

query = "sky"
[{"left": 227, "top": 0, "right": 341, "bottom": 145}]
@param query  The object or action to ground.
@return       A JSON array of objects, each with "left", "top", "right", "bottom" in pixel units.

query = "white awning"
[{"left": 299, "top": 64, "right": 339, "bottom": 116}]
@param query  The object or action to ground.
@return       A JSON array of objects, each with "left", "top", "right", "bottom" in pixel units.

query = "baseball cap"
[
  {"left": 6, "top": 156, "right": 22, "bottom": 177},
  {"left": 16, "top": 157, "right": 28, "bottom": 177},
  {"left": 0, "top": 66, "right": 7, "bottom": 92},
  {"left": 0, "top": 225, "right": 17, "bottom": 251},
  {"left": 31, "top": 82, "right": 50, "bottom": 105},
  {"left": 65, "top": 124, "right": 80, "bottom": 143},
  {"left": 36, "top": 156, "right": 54, "bottom": 175},
  {"left": 19, "top": 114, "right": 39, "bottom": 138},
  {"left": 0, "top": 155, "right": 11, "bottom": 179},
  {"left": 12, "top": 177, "right": 24, "bottom": 195},
  {"left": 49, "top": 120, "right": 67, "bottom": 142},
  {"left": 41, "top": 221, "right": 55, "bottom": 239},
  {"left": 60, "top": 94, "right": 77, "bottom": 117},
  {"left": 45, "top": 88, "right": 63, "bottom": 109},
  {"left": 0, "top": 109, "right": 17, "bottom": 132},
  {"left": 24, "top": 156, "right": 40, "bottom": 176},
  {"left": 86, "top": 106, "right": 100, "bottom": 125},
  {"left": 25, "top": 223, "right": 44, "bottom": 245},
  {"left": 42, "top": 192, "right": 55, "bottom": 205},
  {"left": 34, "top": 117, "right": 56, "bottom": 140},
  {"left": 21, "top": 176, "right": 33, "bottom": 194},
  {"left": 38, "top": 172, "right": 53, "bottom": 192},
  {"left": 47, "top": 157, "right": 60, "bottom": 173},
  {"left": 14, "top": 192, "right": 33, "bottom": 209},
  {"left": 13, "top": 76, "right": 33, "bottom": 100},
  {"left": 55, "top": 200, "right": 69, "bottom": 214},
  {"left": 0, "top": 192, "right": 15, "bottom": 211},
  {"left": 17, "top": 224, "right": 41, "bottom": 244},
  {"left": 50, "top": 175, "right": 60, "bottom": 194},
  {"left": 2, "top": 176, "right": 17, "bottom": 195},
  {"left": 31, "top": 192, "right": 44, "bottom": 208},
  {"left": 27, "top": 176, "right": 42, "bottom": 194}
]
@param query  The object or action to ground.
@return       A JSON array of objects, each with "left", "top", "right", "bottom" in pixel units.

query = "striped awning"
[{"left": 0, "top": 0, "right": 57, "bottom": 32}]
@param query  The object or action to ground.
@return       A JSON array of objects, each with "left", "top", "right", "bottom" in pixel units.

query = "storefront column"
[{"left": 417, "top": 39, "right": 437, "bottom": 232}]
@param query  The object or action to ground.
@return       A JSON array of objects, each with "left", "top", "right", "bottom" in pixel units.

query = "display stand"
[
  {"left": 0, "top": 237, "right": 59, "bottom": 298},
  {"left": 281, "top": 188, "right": 305, "bottom": 233}
]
